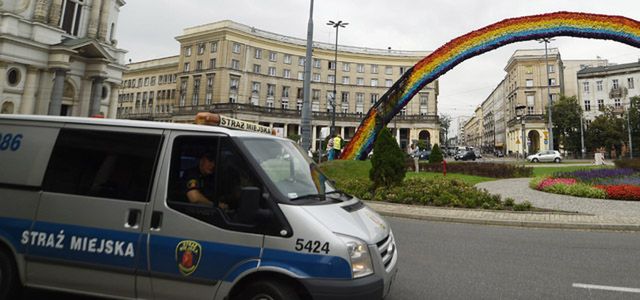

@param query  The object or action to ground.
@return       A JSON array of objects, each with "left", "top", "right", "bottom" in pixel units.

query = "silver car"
[{"left": 527, "top": 150, "right": 562, "bottom": 163}]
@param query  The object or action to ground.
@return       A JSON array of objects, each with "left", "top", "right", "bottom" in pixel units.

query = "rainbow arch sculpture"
[{"left": 340, "top": 11, "right": 640, "bottom": 160}]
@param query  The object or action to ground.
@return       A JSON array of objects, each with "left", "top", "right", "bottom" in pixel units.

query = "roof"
[
  {"left": 0, "top": 115, "right": 281, "bottom": 139},
  {"left": 577, "top": 61, "right": 640, "bottom": 76}
]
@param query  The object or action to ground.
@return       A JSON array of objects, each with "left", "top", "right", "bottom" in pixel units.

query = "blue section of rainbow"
[{"left": 342, "top": 12, "right": 640, "bottom": 160}]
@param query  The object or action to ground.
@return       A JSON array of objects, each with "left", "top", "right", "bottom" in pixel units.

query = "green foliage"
[
  {"left": 614, "top": 158, "right": 640, "bottom": 170},
  {"left": 429, "top": 144, "right": 444, "bottom": 164},
  {"left": 417, "top": 140, "right": 428, "bottom": 151},
  {"left": 550, "top": 96, "right": 583, "bottom": 153},
  {"left": 585, "top": 106, "right": 628, "bottom": 156},
  {"left": 513, "top": 201, "right": 533, "bottom": 211},
  {"left": 419, "top": 162, "right": 532, "bottom": 178},
  {"left": 529, "top": 176, "right": 548, "bottom": 189},
  {"left": 630, "top": 96, "right": 640, "bottom": 155},
  {"left": 504, "top": 198, "right": 515, "bottom": 207},
  {"left": 287, "top": 133, "right": 300, "bottom": 142},
  {"left": 439, "top": 114, "right": 452, "bottom": 147},
  {"left": 542, "top": 182, "right": 607, "bottom": 199},
  {"left": 369, "top": 127, "right": 406, "bottom": 188}
]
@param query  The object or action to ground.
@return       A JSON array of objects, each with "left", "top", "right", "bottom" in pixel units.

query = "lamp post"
[
  {"left": 327, "top": 20, "right": 348, "bottom": 137},
  {"left": 300, "top": 0, "right": 314, "bottom": 152},
  {"left": 580, "top": 115, "right": 586, "bottom": 159},
  {"left": 627, "top": 100, "right": 634, "bottom": 158},
  {"left": 539, "top": 38, "right": 555, "bottom": 150},
  {"left": 516, "top": 105, "right": 527, "bottom": 161}
]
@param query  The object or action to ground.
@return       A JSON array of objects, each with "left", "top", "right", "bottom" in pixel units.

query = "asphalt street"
[
  {"left": 22, "top": 217, "right": 640, "bottom": 300},
  {"left": 385, "top": 217, "right": 640, "bottom": 300}
]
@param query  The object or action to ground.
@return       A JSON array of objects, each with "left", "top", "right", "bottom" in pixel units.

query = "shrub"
[
  {"left": 504, "top": 198, "right": 515, "bottom": 207},
  {"left": 418, "top": 162, "right": 532, "bottom": 178},
  {"left": 429, "top": 143, "right": 444, "bottom": 164},
  {"left": 370, "top": 126, "right": 406, "bottom": 189},
  {"left": 537, "top": 178, "right": 577, "bottom": 190},
  {"left": 542, "top": 182, "right": 606, "bottom": 199},
  {"left": 513, "top": 201, "right": 532, "bottom": 211},
  {"left": 614, "top": 158, "right": 640, "bottom": 171},
  {"left": 529, "top": 176, "right": 548, "bottom": 189}
]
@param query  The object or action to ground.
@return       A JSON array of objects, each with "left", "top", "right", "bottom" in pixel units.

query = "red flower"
[{"left": 595, "top": 185, "right": 640, "bottom": 201}]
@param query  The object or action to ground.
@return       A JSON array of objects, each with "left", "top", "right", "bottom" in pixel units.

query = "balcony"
[
  {"left": 506, "top": 114, "right": 545, "bottom": 127},
  {"left": 609, "top": 87, "right": 628, "bottom": 99}
]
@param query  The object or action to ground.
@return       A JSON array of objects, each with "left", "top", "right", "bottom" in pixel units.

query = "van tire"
[
  {"left": 236, "top": 279, "right": 300, "bottom": 300},
  {"left": 0, "top": 249, "right": 20, "bottom": 300}
]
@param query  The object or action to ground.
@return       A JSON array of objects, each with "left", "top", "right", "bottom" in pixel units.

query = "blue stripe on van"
[
  {"left": 0, "top": 216, "right": 33, "bottom": 254},
  {"left": 261, "top": 248, "right": 352, "bottom": 279}
]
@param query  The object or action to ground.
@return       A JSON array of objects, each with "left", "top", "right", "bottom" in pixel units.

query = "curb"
[{"left": 365, "top": 202, "right": 640, "bottom": 232}]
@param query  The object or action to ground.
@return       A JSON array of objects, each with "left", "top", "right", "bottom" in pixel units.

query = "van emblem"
[{"left": 176, "top": 240, "right": 202, "bottom": 276}]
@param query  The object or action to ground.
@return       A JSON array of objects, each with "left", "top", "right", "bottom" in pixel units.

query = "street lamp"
[
  {"left": 516, "top": 105, "right": 527, "bottom": 161},
  {"left": 538, "top": 38, "right": 555, "bottom": 150},
  {"left": 327, "top": 20, "right": 348, "bottom": 137}
]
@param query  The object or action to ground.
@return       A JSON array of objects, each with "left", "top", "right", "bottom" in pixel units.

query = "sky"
[{"left": 118, "top": 0, "right": 640, "bottom": 135}]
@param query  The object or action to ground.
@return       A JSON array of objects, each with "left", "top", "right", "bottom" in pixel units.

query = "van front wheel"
[
  {"left": 0, "top": 250, "right": 20, "bottom": 300},
  {"left": 236, "top": 280, "right": 300, "bottom": 300}
]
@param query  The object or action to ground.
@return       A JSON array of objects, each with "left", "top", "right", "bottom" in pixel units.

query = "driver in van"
[{"left": 184, "top": 152, "right": 229, "bottom": 210}]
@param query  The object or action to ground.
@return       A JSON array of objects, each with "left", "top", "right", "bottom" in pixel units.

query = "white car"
[{"left": 527, "top": 150, "right": 562, "bottom": 163}]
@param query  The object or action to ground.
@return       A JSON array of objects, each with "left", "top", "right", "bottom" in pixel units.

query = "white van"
[{"left": 0, "top": 115, "right": 397, "bottom": 300}]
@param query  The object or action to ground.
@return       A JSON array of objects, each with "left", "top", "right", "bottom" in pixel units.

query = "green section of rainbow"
[{"left": 341, "top": 12, "right": 640, "bottom": 160}]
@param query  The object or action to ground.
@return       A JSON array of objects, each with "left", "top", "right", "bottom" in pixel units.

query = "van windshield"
[{"left": 240, "top": 138, "right": 339, "bottom": 203}]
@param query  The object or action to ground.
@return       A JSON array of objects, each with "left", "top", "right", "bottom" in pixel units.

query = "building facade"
[
  {"left": 119, "top": 20, "right": 440, "bottom": 151},
  {"left": 577, "top": 61, "right": 640, "bottom": 122},
  {"left": 0, "top": 0, "right": 127, "bottom": 117}
]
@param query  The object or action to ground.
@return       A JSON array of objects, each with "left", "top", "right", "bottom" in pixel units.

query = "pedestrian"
[
  {"left": 409, "top": 144, "right": 420, "bottom": 173},
  {"left": 327, "top": 137, "right": 334, "bottom": 160},
  {"left": 332, "top": 134, "right": 342, "bottom": 159}
]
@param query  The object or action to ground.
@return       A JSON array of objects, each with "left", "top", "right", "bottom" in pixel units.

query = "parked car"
[
  {"left": 418, "top": 150, "right": 431, "bottom": 161},
  {"left": 527, "top": 150, "right": 562, "bottom": 163},
  {"left": 454, "top": 151, "right": 477, "bottom": 161},
  {"left": 494, "top": 150, "right": 504, "bottom": 157}
]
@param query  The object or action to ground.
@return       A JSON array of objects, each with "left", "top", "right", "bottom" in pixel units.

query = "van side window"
[
  {"left": 42, "top": 129, "right": 161, "bottom": 202},
  {"left": 168, "top": 136, "right": 276, "bottom": 234}
]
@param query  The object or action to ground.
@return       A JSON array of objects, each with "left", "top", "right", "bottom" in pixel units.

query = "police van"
[{"left": 0, "top": 114, "right": 398, "bottom": 300}]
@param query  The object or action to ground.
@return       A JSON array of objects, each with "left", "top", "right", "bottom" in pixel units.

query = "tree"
[
  {"left": 429, "top": 143, "right": 444, "bottom": 163},
  {"left": 439, "top": 114, "right": 452, "bottom": 148},
  {"left": 550, "top": 96, "right": 583, "bottom": 155},
  {"left": 629, "top": 96, "right": 640, "bottom": 156},
  {"left": 370, "top": 126, "right": 406, "bottom": 189},
  {"left": 585, "top": 106, "right": 627, "bottom": 157}
]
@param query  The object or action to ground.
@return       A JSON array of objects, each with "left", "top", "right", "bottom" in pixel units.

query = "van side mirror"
[{"left": 236, "top": 186, "right": 272, "bottom": 223}]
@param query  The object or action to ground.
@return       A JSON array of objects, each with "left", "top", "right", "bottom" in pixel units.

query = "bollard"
[{"left": 442, "top": 159, "right": 447, "bottom": 176}]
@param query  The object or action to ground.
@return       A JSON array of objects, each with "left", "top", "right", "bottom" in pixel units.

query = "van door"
[
  {"left": 28, "top": 127, "right": 163, "bottom": 298},
  {"left": 143, "top": 132, "right": 277, "bottom": 300}
]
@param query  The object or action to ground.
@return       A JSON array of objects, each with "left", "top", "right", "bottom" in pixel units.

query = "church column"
[
  {"left": 107, "top": 84, "right": 119, "bottom": 119},
  {"left": 34, "top": 0, "right": 52, "bottom": 23},
  {"left": 97, "top": 0, "right": 111, "bottom": 41},
  {"left": 89, "top": 77, "right": 105, "bottom": 117},
  {"left": 48, "top": 69, "right": 67, "bottom": 116},
  {"left": 48, "top": 0, "right": 64, "bottom": 27},
  {"left": 87, "top": 0, "right": 102, "bottom": 39},
  {"left": 20, "top": 67, "right": 42, "bottom": 115}
]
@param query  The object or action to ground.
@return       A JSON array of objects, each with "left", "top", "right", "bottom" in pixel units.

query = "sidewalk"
[{"left": 366, "top": 177, "right": 640, "bottom": 231}]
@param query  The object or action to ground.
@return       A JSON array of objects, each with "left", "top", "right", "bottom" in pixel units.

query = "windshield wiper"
[
  {"left": 323, "top": 190, "right": 352, "bottom": 200},
  {"left": 289, "top": 194, "right": 325, "bottom": 201}
]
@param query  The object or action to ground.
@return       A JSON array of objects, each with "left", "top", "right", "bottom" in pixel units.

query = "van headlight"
[{"left": 338, "top": 235, "right": 373, "bottom": 278}]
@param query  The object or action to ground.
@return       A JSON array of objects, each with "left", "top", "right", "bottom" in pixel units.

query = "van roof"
[{"left": 0, "top": 115, "right": 282, "bottom": 139}]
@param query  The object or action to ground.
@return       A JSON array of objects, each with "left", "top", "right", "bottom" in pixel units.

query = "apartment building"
[
  {"left": 0, "top": 0, "right": 127, "bottom": 117},
  {"left": 119, "top": 20, "right": 440, "bottom": 151},
  {"left": 577, "top": 61, "right": 640, "bottom": 123}
]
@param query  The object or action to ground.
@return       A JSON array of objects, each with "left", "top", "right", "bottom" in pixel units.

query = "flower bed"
[{"left": 531, "top": 168, "right": 640, "bottom": 201}]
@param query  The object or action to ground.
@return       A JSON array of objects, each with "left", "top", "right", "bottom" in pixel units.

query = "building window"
[
  {"left": 267, "top": 84, "right": 275, "bottom": 97},
  {"left": 298, "top": 72, "right": 304, "bottom": 81},
  {"left": 328, "top": 75, "right": 335, "bottom": 84},
  {"left": 371, "top": 64, "right": 378, "bottom": 74},
  {"left": 268, "top": 67, "right": 276, "bottom": 76},
  {"left": 192, "top": 78, "right": 200, "bottom": 106},
  {"left": 150, "top": 77, "right": 156, "bottom": 86},
  {"left": 254, "top": 48, "right": 262, "bottom": 59},
  {"left": 269, "top": 51, "right": 277, "bottom": 62},
  {"left": 209, "top": 58, "right": 216, "bottom": 69},
  {"left": 312, "top": 73, "right": 320, "bottom": 82},
  {"left": 596, "top": 80, "right": 603, "bottom": 91},
  {"left": 341, "top": 91, "right": 349, "bottom": 103},
  {"left": 229, "top": 77, "right": 239, "bottom": 103},
  {"left": 312, "top": 89, "right": 320, "bottom": 101},
  {"left": 184, "top": 62, "right": 190, "bottom": 72},
  {"left": 370, "top": 93, "right": 379, "bottom": 104},
  {"left": 549, "top": 78, "right": 556, "bottom": 85},
  {"left": 356, "top": 77, "right": 364, "bottom": 86},
  {"left": 584, "top": 100, "right": 591, "bottom": 111},
  {"left": 284, "top": 54, "right": 292, "bottom": 64},
  {"left": 357, "top": 64, "right": 365, "bottom": 73},
  {"left": 253, "top": 64, "right": 261, "bottom": 74},
  {"left": 371, "top": 79, "right": 378, "bottom": 87},
  {"left": 328, "top": 61, "right": 336, "bottom": 70},
  {"left": 615, "top": 98, "right": 621, "bottom": 108},
  {"left": 231, "top": 59, "right": 240, "bottom": 70},
  {"left": 197, "top": 43, "right": 205, "bottom": 55},
  {"left": 283, "top": 69, "right": 291, "bottom": 79},
  {"left": 525, "top": 66, "right": 533, "bottom": 74},
  {"left": 282, "top": 86, "right": 290, "bottom": 98},
  {"left": 526, "top": 94, "right": 535, "bottom": 114},
  {"left": 232, "top": 43, "right": 242, "bottom": 54},
  {"left": 583, "top": 82, "right": 590, "bottom": 93},
  {"left": 613, "top": 79, "right": 619, "bottom": 89},
  {"left": 184, "top": 46, "right": 192, "bottom": 57},
  {"left": 525, "top": 79, "right": 533, "bottom": 87},
  {"left": 385, "top": 79, "right": 393, "bottom": 87},
  {"left": 597, "top": 99, "right": 604, "bottom": 111},
  {"left": 548, "top": 65, "right": 555, "bottom": 73},
  {"left": 419, "top": 94, "right": 428, "bottom": 105},
  {"left": 343, "top": 63, "right": 350, "bottom": 72},
  {"left": 313, "top": 59, "right": 321, "bottom": 69},
  {"left": 210, "top": 41, "right": 218, "bottom": 53},
  {"left": 144, "top": 77, "right": 149, "bottom": 86},
  {"left": 60, "top": 0, "right": 85, "bottom": 36},
  {"left": 196, "top": 60, "right": 203, "bottom": 71},
  {"left": 628, "top": 77, "right": 635, "bottom": 89},
  {"left": 298, "top": 57, "right": 305, "bottom": 66},
  {"left": 342, "top": 76, "right": 350, "bottom": 85},
  {"left": 205, "top": 75, "right": 214, "bottom": 105},
  {"left": 356, "top": 93, "right": 364, "bottom": 104},
  {"left": 385, "top": 66, "right": 393, "bottom": 75}
]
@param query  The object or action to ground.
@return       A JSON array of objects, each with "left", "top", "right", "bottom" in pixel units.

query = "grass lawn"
[
  {"left": 530, "top": 165, "right": 613, "bottom": 177},
  {"left": 319, "top": 160, "right": 494, "bottom": 186}
]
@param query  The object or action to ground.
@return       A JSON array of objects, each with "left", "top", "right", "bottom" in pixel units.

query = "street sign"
[{"left": 544, "top": 140, "right": 548, "bottom": 145}]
